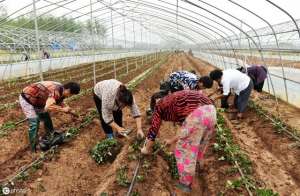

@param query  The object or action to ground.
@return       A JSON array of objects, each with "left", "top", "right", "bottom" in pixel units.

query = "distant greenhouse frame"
[{"left": 0, "top": 0, "right": 300, "bottom": 107}]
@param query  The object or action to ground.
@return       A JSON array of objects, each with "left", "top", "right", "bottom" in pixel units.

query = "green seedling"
[
  {"left": 16, "top": 171, "right": 29, "bottom": 182},
  {"left": 216, "top": 111, "right": 276, "bottom": 195},
  {"left": 91, "top": 138, "right": 122, "bottom": 164},
  {"left": 0, "top": 121, "right": 16, "bottom": 130},
  {"left": 131, "top": 191, "right": 140, "bottom": 196},
  {"left": 256, "top": 189, "right": 279, "bottom": 196},
  {"left": 116, "top": 166, "right": 130, "bottom": 187},
  {"left": 225, "top": 167, "right": 239, "bottom": 175},
  {"left": 66, "top": 127, "right": 80, "bottom": 137},
  {"left": 152, "top": 141, "right": 179, "bottom": 179},
  {"left": 226, "top": 179, "right": 243, "bottom": 190},
  {"left": 128, "top": 154, "right": 138, "bottom": 161},
  {"left": 142, "top": 160, "right": 151, "bottom": 170},
  {"left": 31, "top": 162, "right": 43, "bottom": 172},
  {"left": 136, "top": 175, "right": 145, "bottom": 182},
  {"left": 130, "top": 139, "right": 144, "bottom": 152}
]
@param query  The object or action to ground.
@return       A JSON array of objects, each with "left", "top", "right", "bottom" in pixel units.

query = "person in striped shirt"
[
  {"left": 19, "top": 81, "right": 80, "bottom": 152},
  {"left": 141, "top": 90, "right": 216, "bottom": 193}
]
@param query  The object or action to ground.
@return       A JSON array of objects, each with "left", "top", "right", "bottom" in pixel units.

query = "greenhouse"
[{"left": 0, "top": 0, "right": 300, "bottom": 195}]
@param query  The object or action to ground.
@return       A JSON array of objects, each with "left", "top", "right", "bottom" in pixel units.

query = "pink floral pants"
[{"left": 174, "top": 105, "right": 216, "bottom": 186}]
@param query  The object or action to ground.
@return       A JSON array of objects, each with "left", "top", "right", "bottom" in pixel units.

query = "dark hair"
[
  {"left": 64, "top": 82, "right": 80, "bottom": 94},
  {"left": 209, "top": 69, "right": 223, "bottom": 81},
  {"left": 117, "top": 85, "right": 133, "bottom": 106},
  {"left": 190, "top": 70, "right": 196, "bottom": 74},
  {"left": 199, "top": 76, "right": 213, "bottom": 88},
  {"left": 237, "top": 66, "right": 246, "bottom": 73}
]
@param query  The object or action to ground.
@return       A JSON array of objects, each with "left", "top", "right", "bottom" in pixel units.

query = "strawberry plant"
[
  {"left": 116, "top": 166, "right": 130, "bottom": 187},
  {"left": 248, "top": 100, "right": 300, "bottom": 142},
  {"left": 90, "top": 139, "right": 122, "bottom": 164},
  {"left": 216, "top": 110, "right": 277, "bottom": 195},
  {"left": 136, "top": 175, "right": 145, "bottom": 182},
  {"left": 256, "top": 189, "right": 279, "bottom": 196},
  {"left": 131, "top": 191, "right": 140, "bottom": 196},
  {"left": 152, "top": 141, "right": 179, "bottom": 179}
]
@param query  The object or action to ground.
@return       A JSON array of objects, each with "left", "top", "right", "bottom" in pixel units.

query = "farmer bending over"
[
  {"left": 210, "top": 69, "right": 253, "bottom": 119},
  {"left": 149, "top": 70, "right": 213, "bottom": 113},
  {"left": 141, "top": 90, "right": 216, "bottom": 194},
  {"left": 20, "top": 81, "right": 80, "bottom": 152},
  {"left": 237, "top": 65, "right": 268, "bottom": 93},
  {"left": 93, "top": 79, "right": 144, "bottom": 139}
]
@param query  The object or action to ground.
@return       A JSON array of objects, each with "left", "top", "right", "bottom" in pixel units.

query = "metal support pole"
[
  {"left": 110, "top": 0, "right": 115, "bottom": 48},
  {"left": 123, "top": 5, "right": 127, "bottom": 49},
  {"left": 90, "top": 0, "right": 96, "bottom": 85},
  {"left": 133, "top": 21, "right": 136, "bottom": 49},
  {"left": 140, "top": 22, "right": 143, "bottom": 48},
  {"left": 32, "top": 0, "right": 43, "bottom": 81},
  {"left": 176, "top": 0, "right": 179, "bottom": 50},
  {"left": 126, "top": 57, "right": 129, "bottom": 74},
  {"left": 113, "top": 59, "right": 117, "bottom": 78},
  {"left": 135, "top": 57, "right": 138, "bottom": 70}
]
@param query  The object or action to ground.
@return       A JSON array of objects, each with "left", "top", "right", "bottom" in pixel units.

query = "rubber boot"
[
  {"left": 38, "top": 112, "right": 54, "bottom": 139},
  {"left": 28, "top": 118, "right": 40, "bottom": 152}
]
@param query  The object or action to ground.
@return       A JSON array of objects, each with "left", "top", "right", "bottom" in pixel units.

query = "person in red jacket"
[{"left": 141, "top": 90, "right": 216, "bottom": 193}]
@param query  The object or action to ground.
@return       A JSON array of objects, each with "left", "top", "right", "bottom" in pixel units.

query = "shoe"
[
  {"left": 106, "top": 133, "right": 114, "bottom": 139},
  {"left": 146, "top": 108, "right": 153, "bottom": 116},
  {"left": 172, "top": 183, "right": 192, "bottom": 196},
  {"left": 175, "top": 183, "right": 192, "bottom": 193}
]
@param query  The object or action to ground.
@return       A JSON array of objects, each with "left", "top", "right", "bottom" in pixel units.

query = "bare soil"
[
  {"left": 1, "top": 53, "right": 300, "bottom": 196},
  {"left": 187, "top": 54, "right": 300, "bottom": 195}
]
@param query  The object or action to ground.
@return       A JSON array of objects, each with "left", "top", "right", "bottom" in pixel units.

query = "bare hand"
[
  {"left": 117, "top": 127, "right": 126, "bottom": 134},
  {"left": 141, "top": 146, "right": 150, "bottom": 155},
  {"left": 137, "top": 129, "right": 145, "bottom": 139},
  {"left": 164, "top": 139, "right": 173, "bottom": 146},
  {"left": 141, "top": 139, "right": 153, "bottom": 155},
  {"left": 62, "top": 106, "right": 71, "bottom": 113}
]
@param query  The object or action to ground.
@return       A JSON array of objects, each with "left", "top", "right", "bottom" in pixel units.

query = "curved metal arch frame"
[{"left": 0, "top": 0, "right": 299, "bottom": 108}]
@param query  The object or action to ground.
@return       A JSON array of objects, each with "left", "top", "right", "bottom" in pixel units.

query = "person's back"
[
  {"left": 247, "top": 65, "right": 267, "bottom": 84},
  {"left": 169, "top": 71, "right": 199, "bottom": 90},
  {"left": 94, "top": 79, "right": 122, "bottom": 100},
  {"left": 222, "top": 69, "right": 250, "bottom": 95},
  {"left": 22, "top": 81, "right": 63, "bottom": 108},
  {"left": 154, "top": 90, "right": 212, "bottom": 122}
]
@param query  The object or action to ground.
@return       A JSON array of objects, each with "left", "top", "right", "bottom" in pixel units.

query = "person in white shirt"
[{"left": 209, "top": 69, "right": 253, "bottom": 119}]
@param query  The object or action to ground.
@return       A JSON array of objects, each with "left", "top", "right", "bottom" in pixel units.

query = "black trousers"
[
  {"left": 234, "top": 80, "right": 254, "bottom": 113},
  {"left": 221, "top": 93, "right": 230, "bottom": 109},
  {"left": 254, "top": 81, "right": 264, "bottom": 92},
  {"left": 93, "top": 93, "right": 123, "bottom": 135}
]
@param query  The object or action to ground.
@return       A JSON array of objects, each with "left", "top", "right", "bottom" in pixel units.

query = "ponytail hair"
[{"left": 117, "top": 85, "right": 133, "bottom": 106}]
